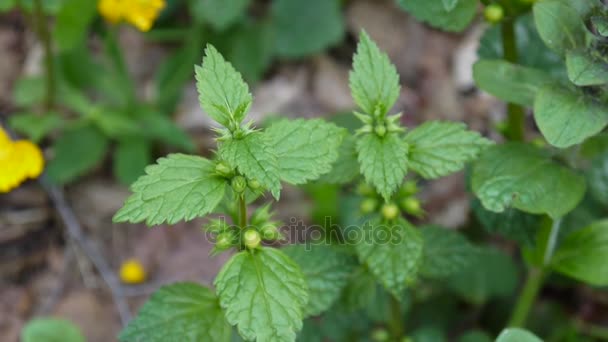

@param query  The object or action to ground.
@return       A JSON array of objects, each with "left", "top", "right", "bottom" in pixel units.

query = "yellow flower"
[
  {"left": 98, "top": 0, "right": 166, "bottom": 32},
  {"left": 119, "top": 259, "right": 147, "bottom": 284},
  {"left": 0, "top": 126, "right": 44, "bottom": 193}
]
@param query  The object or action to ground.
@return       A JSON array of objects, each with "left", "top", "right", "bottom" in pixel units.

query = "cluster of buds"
[
  {"left": 214, "top": 161, "right": 263, "bottom": 195},
  {"left": 355, "top": 112, "right": 403, "bottom": 138},
  {"left": 358, "top": 180, "right": 424, "bottom": 220}
]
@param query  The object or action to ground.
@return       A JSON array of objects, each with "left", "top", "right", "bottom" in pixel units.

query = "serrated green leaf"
[
  {"left": 533, "top": 0, "right": 586, "bottom": 55},
  {"left": 317, "top": 135, "right": 360, "bottom": 184},
  {"left": 215, "top": 248, "right": 308, "bottom": 342},
  {"left": 473, "top": 59, "right": 554, "bottom": 107},
  {"left": 551, "top": 220, "right": 608, "bottom": 286},
  {"left": 21, "top": 318, "right": 84, "bottom": 342},
  {"left": 119, "top": 283, "right": 231, "bottom": 342},
  {"left": 190, "top": 0, "right": 250, "bottom": 31},
  {"left": 420, "top": 225, "right": 476, "bottom": 279},
  {"left": 357, "top": 132, "right": 408, "bottom": 201},
  {"left": 219, "top": 132, "right": 282, "bottom": 199},
  {"left": 587, "top": 153, "right": 608, "bottom": 205},
  {"left": 471, "top": 198, "right": 541, "bottom": 246},
  {"left": 472, "top": 143, "right": 586, "bottom": 219},
  {"left": 336, "top": 266, "right": 378, "bottom": 312},
  {"left": 397, "top": 0, "right": 477, "bottom": 32},
  {"left": 266, "top": 119, "right": 345, "bottom": 185},
  {"left": 355, "top": 218, "right": 423, "bottom": 298},
  {"left": 113, "top": 154, "right": 227, "bottom": 225},
  {"left": 272, "top": 0, "right": 344, "bottom": 58},
  {"left": 566, "top": 50, "right": 608, "bottom": 86},
  {"left": 442, "top": 0, "right": 458, "bottom": 11},
  {"left": 47, "top": 124, "right": 109, "bottom": 184},
  {"left": 195, "top": 45, "right": 252, "bottom": 127},
  {"left": 534, "top": 85, "right": 608, "bottom": 148},
  {"left": 405, "top": 121, "right": 492, "bottom": 179},
  {"left": 8, "top": 112, "right": 64, "bottom": 143},
  {"left": 447, "top": 247, "right": 518, "bottom": 304},
  {"left": 496, "top": 328, "right": 542, "bottom": 342},
  {"left": 54, "top": 0, "right": 96, "bottom": 51},
  {"left": 349, "top": 31, "right": 400, "bottom": 116},
  {"left": 113, "top": 138, "right": 151, "bottom": 186},
  {"left": 283, "top": 244, "right": 356, "bottom": 317}
]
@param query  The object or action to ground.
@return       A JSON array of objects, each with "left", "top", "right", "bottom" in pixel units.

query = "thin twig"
[{"left": 42, "top": 180, "right": 131, "bottom": 326}]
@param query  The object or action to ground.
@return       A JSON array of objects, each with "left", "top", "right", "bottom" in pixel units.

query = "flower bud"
[
  {"left": 401, "top": 197, "right": 422, "bottom": 216},
  {"left": 260, "top": 223, "right": 280, "bottom": 241},
  {"left": 401, "top": 180, "right": 418, "bottom": 196},
  {"left": 215, "top": 161, "right": 233, "bottom": 177},
  {"left": 216, "top": 232, "right": 234, "bottom": 250},
  {"left": 371, "top": 328, "right": 390, "bottom": 342},
  {"left": 374, "top": 124, "right": 387, "bottom": 137},
  {"left": 360, "top": 198, "right": 378, "bottom": 214},
  {"left": 243, "top": 229, "right": 261, "bottom": 249},
  {"left": 381, "top": 203, "right": 400, "bottom": 220},
  {"left": 248, "top": 178, "right": 261, "bottom": 190},
  {"left": 484, "top": 4, "right": 504, "bottom": 24},
  {"left": 231, "top": 176, "right": 247, "bottom": 193}
]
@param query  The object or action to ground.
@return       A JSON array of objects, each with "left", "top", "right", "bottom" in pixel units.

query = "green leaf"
[
  {"left": 317, "top": 135, "right": 360, "bottom": 184},
  {"left": 533, "top": 0, "right": 586, "bottom": 54},
  {"left": 219, "top": 132, "right": 282, "bottom": 199},
  {"left": 228, "top": 20, "right": 275, "bottom": 84},
  {"left": 190, "top": 0, "right": 250, "bottom": 31},
  {"left": 0, "top": 0, "right": 16, "bottom": 11},
  {"left": 13, "top": 76, "right": 45, "bottom": 107},
  {"left": 113, "top": 154, "right": 227, "bottom": 225},
  {"left": 195, "top": 45, "right": 252, "bottom": 127},
  {"left": 92, "top": 110, "right": 140, "bottom": 139},
  {"left": 447, "top": 247, "right": 518, "bottom": 304},
  {"left": 266, "top": 119, "right": 345, "bottom": 185},
  {"left": 458, "top": 330, "right": 493, "bottom": 342},
  {"left": 566, "top": 50, "right": 608, "bottom": 86},
  {"left": 8, "top": 112, "right": 64, "bottom": 143},
  {"left": 119, "top": 283, "right": 231, "bottom": 342},
  {"left": 587, "top": 153, "right": 608, "bottom": 205},
  {"left": 355, "top": 218, "right": 423, "bottom": 298},
  {"left": 551, "top": 220, "right": 608, "bottom": 286},
  {"left": 397, "top": 0, "right": 477, "bottom": 32},
  {"left": 113, "top": 138, "right": 151, "bottom": 186},
  {"left": 283, "top": 244, "right": 356, "bottom": 317},
  {"left": 473, "top": 59, "right": 554, "bottom": 107},
  {"left": 405, "top": 121, "right": 492, "bottom": 179},
  {"left": 534, "top": 85, "right": 608, "bottom": 148},
  {"left": 349, "top": 31, "right": 400, "bottom": 116},
  {"left": 471, "top": 199, "right": 541, "bottom": 247},
  {"left": 442, "top": 0, "right": 458, "bottom": 11},
  {"left": 357, "top": 132, "right": 409, "bottom": 201},
  {"left": 21, "top": 318, "right": 84, "bottom": 342},
  {"left": 47, "top": 124, "right": 109, "bottom": 184},
  {"left": 54, "top": 0, "right": 96, "bottom": 51},
  {"left": 336, "top": 266, "right": 378, "bottom": 312},
  {"left": 495, "top": 328, "right": 542, "bottom": 342},
  {"left": 420, "top": 225, "right": 476, "bottom": 279},
  {"left": 472, "top": 143, "right": 586, "bottom": 219},
  {"left": 272, "top": 0, "right": 344, "bottom": 58},
  {"left": 139, "top": 111, "right": 195, "bottom": 152},
  {"left": 215, "top": 248, "right": 308, "bottom": 342}
]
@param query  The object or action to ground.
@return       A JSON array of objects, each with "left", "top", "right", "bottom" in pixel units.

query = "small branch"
[
  {"left": 501, "top": 19, "right": 525, "bottom": 142},
  {"left": 508, "top": 267, "right": 545, "bottom": 327}
]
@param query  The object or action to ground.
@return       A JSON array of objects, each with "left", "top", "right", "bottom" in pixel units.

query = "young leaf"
[
  {"left": 119, "top": 283, "right": 231, "bottom": 342},
  {"left": 283, "top": 244, "right": 356, "bottom": 317},
  {"left": 534, "top": 85, "right": 608, "bottom": 148},
  {"left": 587, "top": 153, "right": 608, "bottom": 205},
  {"left": 533, "top": 0, "right": 585, "bottom": 54},
  {"left": 219, "top": 132, "right": 282, "bottom": 199},
  {"left": 8, "top": 112, "right": 64, "bottom": 143},
  {"left": 357, "top": 132, "right": 409, "bottom": 201},
  {"left": 419, "top": 225, "right": 477, "bottom": 279},
  {"left": 317, "top": 135, "right": 360, "bottom": 184},
  {"left": 551, "top": 220, "right": 608, "bottom": 286},
  {"left": 349, "top": 31, "right": 400, "bottom": 117},
  {"left": 566, "top": 50, "right": 608, "bottom": 86},
  {"left": 272, "top": 0, "right": 344, "bottom": 58},
  {"left": 404, "top": 121, "right": 492, "bottom": 179},
  {"left": 397, "top": 0, "right": 477, "bottom": 32},
  {"left": 496, "top": 328, "right": 542, "bottom": 342},
  {"left": 214, "top": 248, "right": 308, "bottom": 342},
  {"left": 54, "top": 0, "right": 96, "bottom": 51},
  {"left": 21, "top": 318, "right": 84, "bottom": 342},
  {"left": 190, "top": 0, "right": 250, "bottom": 31},
  {"left": 355, "top": 218, "right": 423, "bottom": 298},
  {"left": 472, "top": 143, "right": 586, "bottom": 219},
  {"left": 113, "top": 138, "right": 151, "bottom": 186},
  {"left": 473, "top": 59, "right": 554, "bottom": 107},
  {"left": 47, "top": 124, "right": 109, "bottom": 184},
  {"left": 113, "top": 154, "right": 227, "bottom": 225},
  {"left": 266, "top": 119, "right": 345, "bottom": 185},
  {"left": 195, "top": 45, "right": 252, "bottom": 127}
]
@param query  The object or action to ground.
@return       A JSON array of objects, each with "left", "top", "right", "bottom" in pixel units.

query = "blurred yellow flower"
[
  {"left": 0, "top": 126, "right": 44, "bottom": 193},
  {"left": 119, "top": 259, "right": 147, "bottom": 284},
  {"left": 98, "top": 0, "right": 166, "bottom": 32}
]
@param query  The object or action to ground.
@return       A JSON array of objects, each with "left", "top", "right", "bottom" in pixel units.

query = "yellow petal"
[{"left": 12, "top": 140, "right": 45, "bottom": 179}]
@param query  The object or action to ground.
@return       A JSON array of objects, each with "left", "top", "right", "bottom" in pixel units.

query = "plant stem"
[
  {"left": 238, "top": 195, "right": 247, "bottom": 229},
  {"left": 33, "top": 0, "right": 55, "bottom": 111},
  {"left": 389, "top": 295, "right": 404, "bottom": 339},
  {"left": 501, "top": 19, "right": 525, "bottom": 141}
]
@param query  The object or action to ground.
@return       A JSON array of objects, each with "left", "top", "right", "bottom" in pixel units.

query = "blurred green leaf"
[
  {"left": 458, "top": 330, "right": 493, "bottom": 342},
  {"left": 587, "top": 152, "right": 608, "bottom": 205},
  {"left": 54, "top": 0, "right": 96, "bottom": 51},
  {"left": 411, "top": 325, "right": 447, "bottom": 342},
  {"left": 566, "top": 49, "right": 608, "bottom": 86},
  {"left": 317, "top": 135, "right": 359, "bottom": 184},
  {"left": 113, "top": 138, "right": 151, "bottom": 185},
  {"left": 397, "top": 0, "right": 476, "bottom": 32},
  {"left": 228, "top": 20, "right": 275, "bottom": 84},
  {"left": 8, "top": 112, "right": 64, "bottom": 143},
  {"left": 139, "top": 111, "right": 195, "bottom": 151},
  {"left": 190, "top": 0, "right": 250, "bottom": 31},
  {"left": 19, "top": 0, "right": 64, "bottom": 14},
  {"left": 420, "top": 225, "right": 477, "bottom": 279},
  {"left": 534, "top": 0, "right": 586, "bottom": 55},
  {"left": 471, "top": 198, "right": 541, "bottom": 246},
  {"left": 91, "top": 110, "right": 140, "bottom": 138},
  {"left": 13, "top": 76, "right": 45, "bottom": 107},
  {"left": 21, "top": 318, "right": 84, "bottom": 342},
  {"left": 0, "top": 0, "right": 16, "bottom": 11},
  {"left": 496, "top": 328, "right": 542, "bottom": 342}
]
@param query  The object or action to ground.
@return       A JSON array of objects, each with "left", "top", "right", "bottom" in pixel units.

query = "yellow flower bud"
[{"left": 119, "top": 259, "right": 147, "bottom": 284}]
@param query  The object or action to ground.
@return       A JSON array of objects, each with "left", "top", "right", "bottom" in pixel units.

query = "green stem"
[
  {"left": 104, "top": 26, "right": 137, "bottom": 109},
  {"left": 501, "top": 19, "right": 525, "bottom": 141},
  {"left": 33, "top": 0, "right": 55, "bottom": 111},
  {"left": 238, "top": 195, "right": 247, "bottom": 229},
  {"left": 389, "top": 295, "right": 404, "bottom": 339}
]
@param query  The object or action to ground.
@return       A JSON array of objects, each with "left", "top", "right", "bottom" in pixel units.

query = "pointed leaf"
[
  {"left": 405, "top": 121, "right": 492, "bottom": 179},
  {"left": 119, "top": 283, "right": 231, "bottom": 342},
  {"left": 113, "top": 138, "right": 151, "bottom": 186},
  {"left": 357, "top": 132, "right": 409, "bottom": 201},
  {"left": 215, "top": 248, "right": 308, "bottom": 342},
  {"left": 113, "top": 154, "right": 227, "bottom": 225}
]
